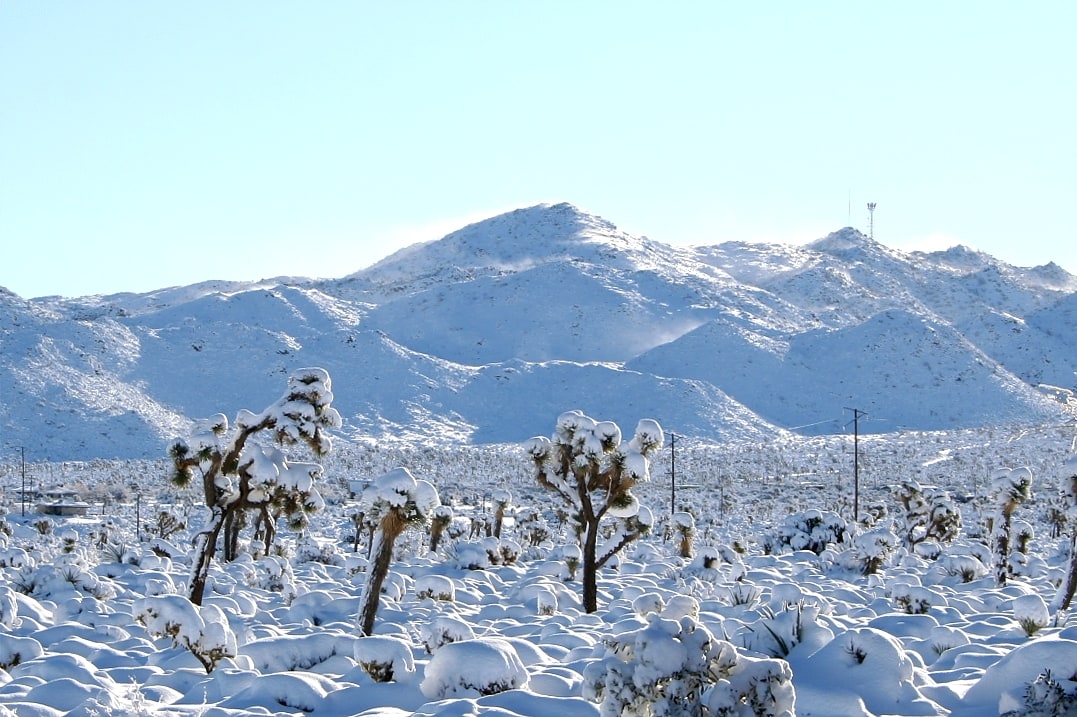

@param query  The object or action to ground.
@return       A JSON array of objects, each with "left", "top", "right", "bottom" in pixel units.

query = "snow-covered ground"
[{"left": 2, "top": 421, "right": 1076, "bottom": 716}]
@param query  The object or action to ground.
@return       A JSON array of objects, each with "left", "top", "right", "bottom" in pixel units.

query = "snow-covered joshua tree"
[
  {"left": 990, "top": 466, "right": 1033, "bottom": 586},
  {"left": 356, "top": 466, "right": 440, "bottom": 636},
  {"left": 167, "top": 367, "right": 341, "bottom": 605},
  {"left": 1050, "top": 455, "right": 1077, "bottom": 611},
  {"left": 526, "top": 410, "right": 663, "bottom": 613}
]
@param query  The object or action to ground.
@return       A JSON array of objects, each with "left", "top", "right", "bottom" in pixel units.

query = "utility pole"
[
  {"left": 844, "top": 408, "right": 865, "bottom": 524},
  {"left": 669, "top": 432, "right": 677, "bottom": 515},
  {"left": 21, "top": 447, "right": 26, "bottom": 517}
]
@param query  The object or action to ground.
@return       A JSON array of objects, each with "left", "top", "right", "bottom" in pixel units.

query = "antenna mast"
[{"left": 867, "top": 202, "right": 876, "bottom": 240}]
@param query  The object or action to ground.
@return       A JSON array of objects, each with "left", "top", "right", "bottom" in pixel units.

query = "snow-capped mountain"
[{"left": 2, "top": 202, "right": 1074, "bottom": 461}]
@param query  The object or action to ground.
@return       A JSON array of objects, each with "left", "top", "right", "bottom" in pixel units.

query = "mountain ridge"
[{"left": 2, "top": 202, "right": 1074, "bottom": 461}]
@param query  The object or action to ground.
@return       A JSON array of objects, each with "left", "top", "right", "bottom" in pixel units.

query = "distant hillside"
[{"left": 2, "top": 202, "right": 1073, "bottom": 461}]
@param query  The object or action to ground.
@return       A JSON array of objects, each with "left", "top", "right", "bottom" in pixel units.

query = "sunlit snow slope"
[{"left": 2, "top": 202, "right": 1073, "bottom": 460}]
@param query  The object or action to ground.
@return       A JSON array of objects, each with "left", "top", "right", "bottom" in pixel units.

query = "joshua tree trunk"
[
  {"left": 357, "top": 514, "right": 406, "bottom": 636},
  {"left": 188, "top": 507, "right": 232, "bottom": 606},
  {"left": 581, "top": 517, "right": 600, "bottom": 614}
]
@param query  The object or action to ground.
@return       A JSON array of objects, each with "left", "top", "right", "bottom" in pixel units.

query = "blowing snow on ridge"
[{"left": 2, "top": 202, "right": 1074, "bottom": 461}]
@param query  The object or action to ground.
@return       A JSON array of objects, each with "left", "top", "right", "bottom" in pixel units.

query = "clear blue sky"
[{"left": 3, "top": 2, "right": 1074, "bottom": 299}]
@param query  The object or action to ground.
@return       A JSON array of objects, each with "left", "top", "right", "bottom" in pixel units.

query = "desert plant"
[
  {"left": 167, "top": 367, "right": 340, "bottom": 605},
  {"left": 526, "top": 410, "right": 663, "bottom": 613},
  {"left": 135, "top": 594, "right": 237, "bottom": 673},
  {"left": 355, "top": 467, "right": 440, "bottom": 635},
  {"left": 991, "top": 467, "right": 1033, "bottom": 586},
  {"left": 584, "top": 613, "right": 795, "bottom": 717},
  {"left": 428, "top": 504, "right": 453, "bottom": 553},
  {"left": 1050, "top": 455, "right": 1077, "bottom": 611}
]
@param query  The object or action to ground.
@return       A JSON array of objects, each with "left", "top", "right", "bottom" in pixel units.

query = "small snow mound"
[{"left": 420, "top": 638, "right": 528, "bottom": 699}]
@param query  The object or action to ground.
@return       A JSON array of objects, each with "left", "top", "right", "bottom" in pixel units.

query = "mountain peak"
[
  {"left": 807, "top": 227, "right": 875, "bottom": 253},
  {"left": 353, "top": 202, "right": 650, "bottom": 287}
]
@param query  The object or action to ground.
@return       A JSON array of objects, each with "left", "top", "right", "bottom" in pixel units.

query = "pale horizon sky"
[{"left": 2, "top": 2, "right": 1074, "bottom": 299}]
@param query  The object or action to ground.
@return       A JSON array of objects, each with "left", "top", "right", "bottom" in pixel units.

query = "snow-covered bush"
[
  {"left": 135, "top": 594, "right": 238, "bottom": 673},
  {"left": 1002, "top": 669, "right": 1077, "bottom": 717},
  {"left": 0, "top": 586, "right": 17, "bottom": 630},
  {"left": 515, "top": 506, "right": 552, "bottom": 547},
  {"left": 741, "top": 604, "right": 834, "bottom": 659},
  {"left": 1013, "top": 593, "right": 1050, "bottom": 637},
  {"left": 896, "top": 480, "right": 962, "bottom": 547},
  {"left": 892, "top": 583, "right": 938, "bottom": 615},
  {"left": 844, "top": 525, "right": 900, "bottom": 575},
  {"left": 526, "top": 410, "right": 663, "bottom": 613},
  {"left": 0, "top": 634, "right": 43, "bottom": 670},
  {"left": 415, "top": 574, "right": 456, "bottom": 601},
  {"left": 353, "top": 634, "right": 415, "bottom": 682},
  {"left": 762, "top": 509, "right": 849, "bottom": 555},
  {"left": 421, "top": 615, "right": 476, "bottom": 654},
  {"left": 583, "top": 613, "right": 795, "bottom": 717},
  {"left": 420, "top": 638, "right": 528, "bottom": 698}
]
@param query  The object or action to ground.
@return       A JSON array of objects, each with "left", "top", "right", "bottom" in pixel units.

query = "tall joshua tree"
[
  {"left": 356, "top": 466, "right": 440, "bottom": 636},
  {"left": 526, "top": 410, "right": 663, "bottom": 613},
  {"left": 991, "top": 466, "right": 1033, "bottom": 586},
  {"left": 1051, "top": 455, "right": 1077, "bottom": 611},
  {"left": 168, "top": 367, "right": 341, "bottom": 605}
]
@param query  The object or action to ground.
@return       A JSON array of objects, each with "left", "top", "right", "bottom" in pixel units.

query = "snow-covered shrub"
[
  {"left": 897, "top": 480, "right": 962, "bottom": 547},
  {"left": 353, "top": 634, "right": 415, "bottom": 682},
  {"left": 0, "top": 546, "right": 30, "bottom": 569},
  {"left": 515, "top": 506, "right": 551, "bottom": 547},
  {"left": 936, "top": 552, "right": 989, "bottom": 583},
  {"left": 892, "top": 583, "right": 937, "bottom": 615},
  {"left": 420, "top": 638, "right": 528, "bottom": 698},
  {"left": 415, "top": 574, "right": 455, "bottom": 601},
  {"left": 762, "top": 509, "right": 848, "bottom": 555},
  {"left": 1013, "top": 594, "right": 1050, "bottom": 637},
  {"left": 60, "top": 528, "right": 79, "bottom": 554},
  {"left": 0, "top": 634, "right": 43, "bottom": 670},
  {"left": 1002, "top": 669, "right": 1077, "bottom": 717},
  {"left": 583, "top": 613, "right": 795, "bottom": 717},
  {"left": 793, "top": 627, "right": 939, "bottom": 716},
  {"left": 723, "top": 581, "right": 763, "bottom": 608},
  {"left": 526, "top": 410, "right": 663, "bottom": 613},
  {"left": 536, "top": 586, "right": 558, "bottom": 615},
  {"left": 741, "top": 604, "right": 833, "bottom": 659},
  {"left": 844, "top": 525, "right": 899, "bottom": 575},
  {"left": 295, "top": 537, "right": 345, "bottom": 567},
  {"left": 100, "top": 542, "right": 140, "bottom": 565},
  {"left": 135, "top": 594, "right": 238, "bottom": 673},
  {"left": 448, "top": 540, "right": 491, "bottom": 570},
  {"left": 0, "top": 586, "right": 17, "bottom": 630},
  {"left": 560, "top": 543, "right": 582, "bottom": 581},
  {"left": 421, "top": 615, "right": 476, "bottom": 654}
]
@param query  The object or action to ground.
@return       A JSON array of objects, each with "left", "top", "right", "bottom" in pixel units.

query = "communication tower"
[{"left": 867, "top": 202, "right": 877, "bottom": 240}]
